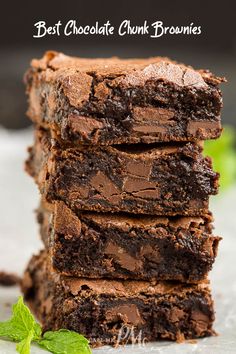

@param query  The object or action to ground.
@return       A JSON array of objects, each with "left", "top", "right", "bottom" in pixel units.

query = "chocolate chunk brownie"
[
  {"left": 26, "top": 128, "right": 219, "bottom": 216},
  {"left": 38, "top": 200, "right": 220, "bottom": 282},
  {"left": 22, "top": 251, "right": 215, "bottom": 346},
  {"left": 24, "top": 51, "right": 224, "bottom": 145}
]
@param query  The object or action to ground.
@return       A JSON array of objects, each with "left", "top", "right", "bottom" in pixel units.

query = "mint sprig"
[
  {"left": 0, "top": 296, "right": 91, "bottom": 354},
  {"left": 0, "top": 296, "right": 41, "bottom": 343}
]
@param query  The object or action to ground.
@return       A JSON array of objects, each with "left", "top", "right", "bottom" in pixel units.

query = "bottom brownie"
[{"left": 22, "top": 251, "right": 215, "bottom": 347}]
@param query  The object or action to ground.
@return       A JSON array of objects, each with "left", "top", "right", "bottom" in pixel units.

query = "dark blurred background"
[{"left": 0, "top": 0, "right": 235, "bottom": 129}]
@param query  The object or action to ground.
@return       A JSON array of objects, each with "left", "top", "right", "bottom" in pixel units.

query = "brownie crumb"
[{"left": 0, "top": 271, "right": 21, "bottom": 286}]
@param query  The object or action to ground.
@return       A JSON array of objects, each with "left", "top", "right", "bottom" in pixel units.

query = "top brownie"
[{"left": 25, "top": 51, "right": 224, "bottom": 145}]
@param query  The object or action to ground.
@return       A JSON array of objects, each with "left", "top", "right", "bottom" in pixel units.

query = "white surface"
[{"left": 0, "top": 128, "right": 236, "bottom": 353}]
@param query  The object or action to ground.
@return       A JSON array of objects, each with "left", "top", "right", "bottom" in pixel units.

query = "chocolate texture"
[
  {"left": 38, "top": 200, "right": 221, "bottom": 282},
  {"left": 26, "top": 128, "right": 219, "bottom": 216},
  {"left": 24, "top": 51, "right": 224, "bottom": 145},
  {"left": 22, "top": 251, "right": 215, "bottom": 346}
]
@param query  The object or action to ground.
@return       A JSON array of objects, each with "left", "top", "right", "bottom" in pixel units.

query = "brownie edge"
[{"left": 22, "top": 251, "right": 215, "bottom": 347}]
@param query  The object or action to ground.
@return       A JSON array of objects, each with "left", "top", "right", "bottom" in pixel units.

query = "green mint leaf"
[
  {"left": 38, "top": 329, "right": 91, "bottom": 354},
  {"left": 0, "top": 296, "right": 41, "bottom": 342},
  {"left": 204, "top": 126, "right": 236, "bottom": 190},
  {"left": 0, "top": 297, "right": 91, "bottom": 354},
  {"left": 0, "top": 321, "right": 16, "bottom": 339},
  {"left": 16, "top": 329, "right": 34, "bottom": 354}
]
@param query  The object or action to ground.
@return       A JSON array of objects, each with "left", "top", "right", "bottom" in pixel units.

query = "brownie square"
[
  {"left": 25, "top": 51, "right": 224, "bottom": 145},
  {"left": 26, "top": 128, "right": 219, "bottom": 216},
  {"left": 38, "top": 200, "right": 220, "bottom": 282},
  {"left": 22, "top": 251, "right": 215, "bottom": 346}
]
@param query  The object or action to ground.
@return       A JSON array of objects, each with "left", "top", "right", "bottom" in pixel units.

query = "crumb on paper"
[{"left": 0, "top": 271, "right": 21, "bottom": 286}]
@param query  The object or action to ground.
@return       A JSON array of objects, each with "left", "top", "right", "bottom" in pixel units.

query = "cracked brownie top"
[{"left": 24, "top": 51, "right": 225, "bottom": 145}]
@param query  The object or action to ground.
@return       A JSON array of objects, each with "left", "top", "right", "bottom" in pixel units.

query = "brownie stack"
[{"left": 22, "top": 51, "right": 224, "bottom": 346}]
